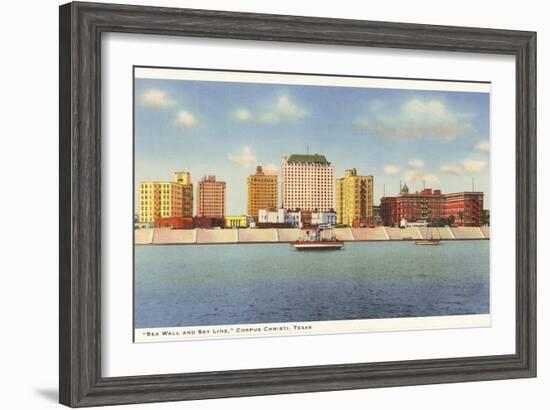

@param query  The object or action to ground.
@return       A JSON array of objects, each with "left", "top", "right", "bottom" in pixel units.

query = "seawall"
[{"left": 135, "top": 226, "right": 490, "bottom": 245}]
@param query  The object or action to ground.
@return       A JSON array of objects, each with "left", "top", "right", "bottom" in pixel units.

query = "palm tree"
[{"left": 448, "top": 215, "right": 455, "bottom": 226}]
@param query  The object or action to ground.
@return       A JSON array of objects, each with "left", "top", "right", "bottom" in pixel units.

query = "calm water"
[{"left": 134, "top": 241, "right": 490, "bottom": 328}]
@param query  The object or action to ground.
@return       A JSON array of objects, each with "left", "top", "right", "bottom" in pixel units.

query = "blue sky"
[{"left": 134, "top": 76, "right": 490, "bottom": 215}]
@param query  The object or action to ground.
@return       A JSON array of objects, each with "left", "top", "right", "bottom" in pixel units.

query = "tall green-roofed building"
[
  {"left": 281, "top": 153, "right": 335, "bottom": 212},
  {"left": 286, "top": 154, "right": 329, "bottom": 164}
]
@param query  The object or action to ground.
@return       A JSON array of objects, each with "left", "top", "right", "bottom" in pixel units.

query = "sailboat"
[{"left": 415, "top": 225, "right": 441, "bottom": 245}]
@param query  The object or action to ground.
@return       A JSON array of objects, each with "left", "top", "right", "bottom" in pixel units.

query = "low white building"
[
  {"left": 258, "top": 208, "right": 302, "bottom": 228},
  {"left": 258, "top": 209, "right": 336, "bottom": 228},
  {"left": 247, "top": 216, "right": 256, "bottom": 227},
  {"left": 258, "top": 208, "right": 285, "bottom": 224},
  {"left": 311, "top": 211, "right": 336, "bottom": 226},
  {"left": 400, "top": 219, "right": 428, "bottom": 228},
  {"left": 284, "top": 211, "right": 302, "bottom": 228}
]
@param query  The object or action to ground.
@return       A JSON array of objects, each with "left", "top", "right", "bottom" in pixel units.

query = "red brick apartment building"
[
  {"left": 196, "top": 175, "right": 226, "bottom": 218},
  {"left": 444, "top": 192, "right": 484, "bottom": 226},
  {"left": 380, "top": 184, "right": 484, "bottom": 227},
  {"left": 154, "top": 216, "right": 194, "bottom": 229}
]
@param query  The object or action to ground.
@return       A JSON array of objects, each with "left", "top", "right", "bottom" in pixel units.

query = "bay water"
[{"left": 135, "top": 241, "right": 489, "bottom": 328}]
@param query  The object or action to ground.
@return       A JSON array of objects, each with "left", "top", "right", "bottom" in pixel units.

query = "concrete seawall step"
[
  {"left": 384, "top": 227, "right": 422, "bottom": 240},
  {"left": 402, "top": 227, "right": 422, "bottom": 239},
  {"left": 333, "top": 228, "right": 354, "bottom": 241},
  {"left": 277, "top": 228, "right": 301, "bottom": 242},
  {"left": 134, "top": 228, "right": 154, "bottom": 245},
  {"left": 238, "top": 228, "right": 278, "bottom": 242},
  {"left": 451, "top": 227, "right": 485, "bottom": 239},
  {"left": 417, "top": 227, "right": 455, "bottom": 240},
  {"left": 152, "top": 228, "right": 196, "bottom": 244},
  {"left": 196, "top": 229, "right": 238, "bottom": 244},
  {"left": 436, "top": 227, "right": 454, "bottom": 239},
  {"left": 351, "top": 227, "right": 389, "bottom": 240},
  {"left": 384, "top": 227, "right": 402, "bottom": 240}
]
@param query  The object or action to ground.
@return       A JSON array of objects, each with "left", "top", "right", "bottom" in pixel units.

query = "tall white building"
[{"left": 281, "top": 154, "right": 335, "bottom": 212}]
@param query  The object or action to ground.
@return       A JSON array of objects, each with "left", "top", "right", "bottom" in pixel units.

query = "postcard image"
[{"left": 133, "top": 67, "right": 490, "bottom": 342}]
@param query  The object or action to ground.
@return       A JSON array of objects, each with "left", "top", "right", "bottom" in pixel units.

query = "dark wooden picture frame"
[{"left": 59, "top": 1, "right": 536, "bottom": 407}]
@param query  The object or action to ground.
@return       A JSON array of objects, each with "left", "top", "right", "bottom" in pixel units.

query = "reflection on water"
[{"left": 134, "top": 241, "right": 490, "bottom": 328}]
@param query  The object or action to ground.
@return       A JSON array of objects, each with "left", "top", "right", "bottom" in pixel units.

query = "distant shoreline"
[{"left": 135, "top": 226, "right": 490, "bottom": 246}]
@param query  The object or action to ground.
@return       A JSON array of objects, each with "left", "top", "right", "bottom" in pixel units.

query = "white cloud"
[
  {"left": 440, "top": 165, "right": 463, "bottom": 175},
  {"left": 405, "top": 170, "right": 439, "bottom": 183},
  {"left": 439, "top": 159, "right": 487, "bottom": 175},
  {"left": 260, "top": 95, "right": 308, "bottom": 123},
  {"left": 463, "top": 159, "right": 486, "bottom": 172},
  {"left": 173, "top": 111, "right": 200, "bottom": 128},
  {"left": 263, "top": 164, "right": 278, "bottom": 175},
  {"left": 230, "top": 95, "right": 308, "bottom": 125},
  {"left": 475, "top": 140, "right": 490, "bottom": 152},
  {"left": 408, "top": 159, "right": 424, "bottom": 168},
  {"left": 383, "top": 164, "right": 400, "bottom": 175},
  {"left": 140, "top": 89, "right": 176, "bottom": 107},
  {"left": 228, "top": 146, "right": 257, "bottom": 168},
  {"left": 355, "top": 98, "right": 474, "bottom": 141},
  {"left": 231, "top": 108, "right": 254, "bottom": 122}
]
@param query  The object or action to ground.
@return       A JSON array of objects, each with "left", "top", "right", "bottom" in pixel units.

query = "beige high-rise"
[
  {"left": 247, "top": 166, "right": 278, "bottom": 219},
  {"left": 138, "top": 181, "right": 183, "bottom": 223},
  {"left": 336, "top": 168, "right": 374, "bottom": 226},
  {"left": 197, "top": 175, "right": 226, "bottom": 218},
  {"left": 281, "top": 154, "right": 334, "bottom": 212},
  {"left": 173, "top": 171, "right": 193, "bottom": 217},
  {"left": 138, "top": 171, "right": 194, "bottom": 223}
]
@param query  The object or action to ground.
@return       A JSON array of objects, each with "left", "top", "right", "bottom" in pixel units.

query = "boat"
[
  {"left": 292, "top": 241, "right": 344, "bottom": 250},
  {"left": 414, "top": 238, "right": 440, "bottom": 245},
  {"left": 291, "top": 224, "right": 344, "bottom": 250},
  {"left": 415, "top": 225, "right": 441, "bottom": 245}
]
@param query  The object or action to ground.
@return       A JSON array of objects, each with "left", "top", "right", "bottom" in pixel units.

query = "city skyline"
[{"left": 135, "top": 75, "right": 491, "bottom": 214}]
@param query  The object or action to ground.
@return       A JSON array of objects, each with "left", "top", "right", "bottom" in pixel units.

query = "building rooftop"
[
  {"left": 286, "top": 154, "right": 329, "bottom": 164},
  {"left": 382, "top": 188, "right": 485, "bottom": 199}
]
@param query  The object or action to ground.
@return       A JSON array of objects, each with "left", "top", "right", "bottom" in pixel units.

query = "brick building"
[
  {"left": 196, "top": 175, "right": 226, "bottom": 218},
  {"left": 443, "top": 192, "right": 484, "bottom": 226},
  {"left": 154, "top": 216, "right": 194, "bottom": 229},
  {"left": 380, "top": 184, "right": 484, "bottom": 227}
]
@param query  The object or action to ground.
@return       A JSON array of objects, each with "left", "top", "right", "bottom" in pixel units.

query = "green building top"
[{"left": 286, "top": 154, "right": 330, "bottom": 164}]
